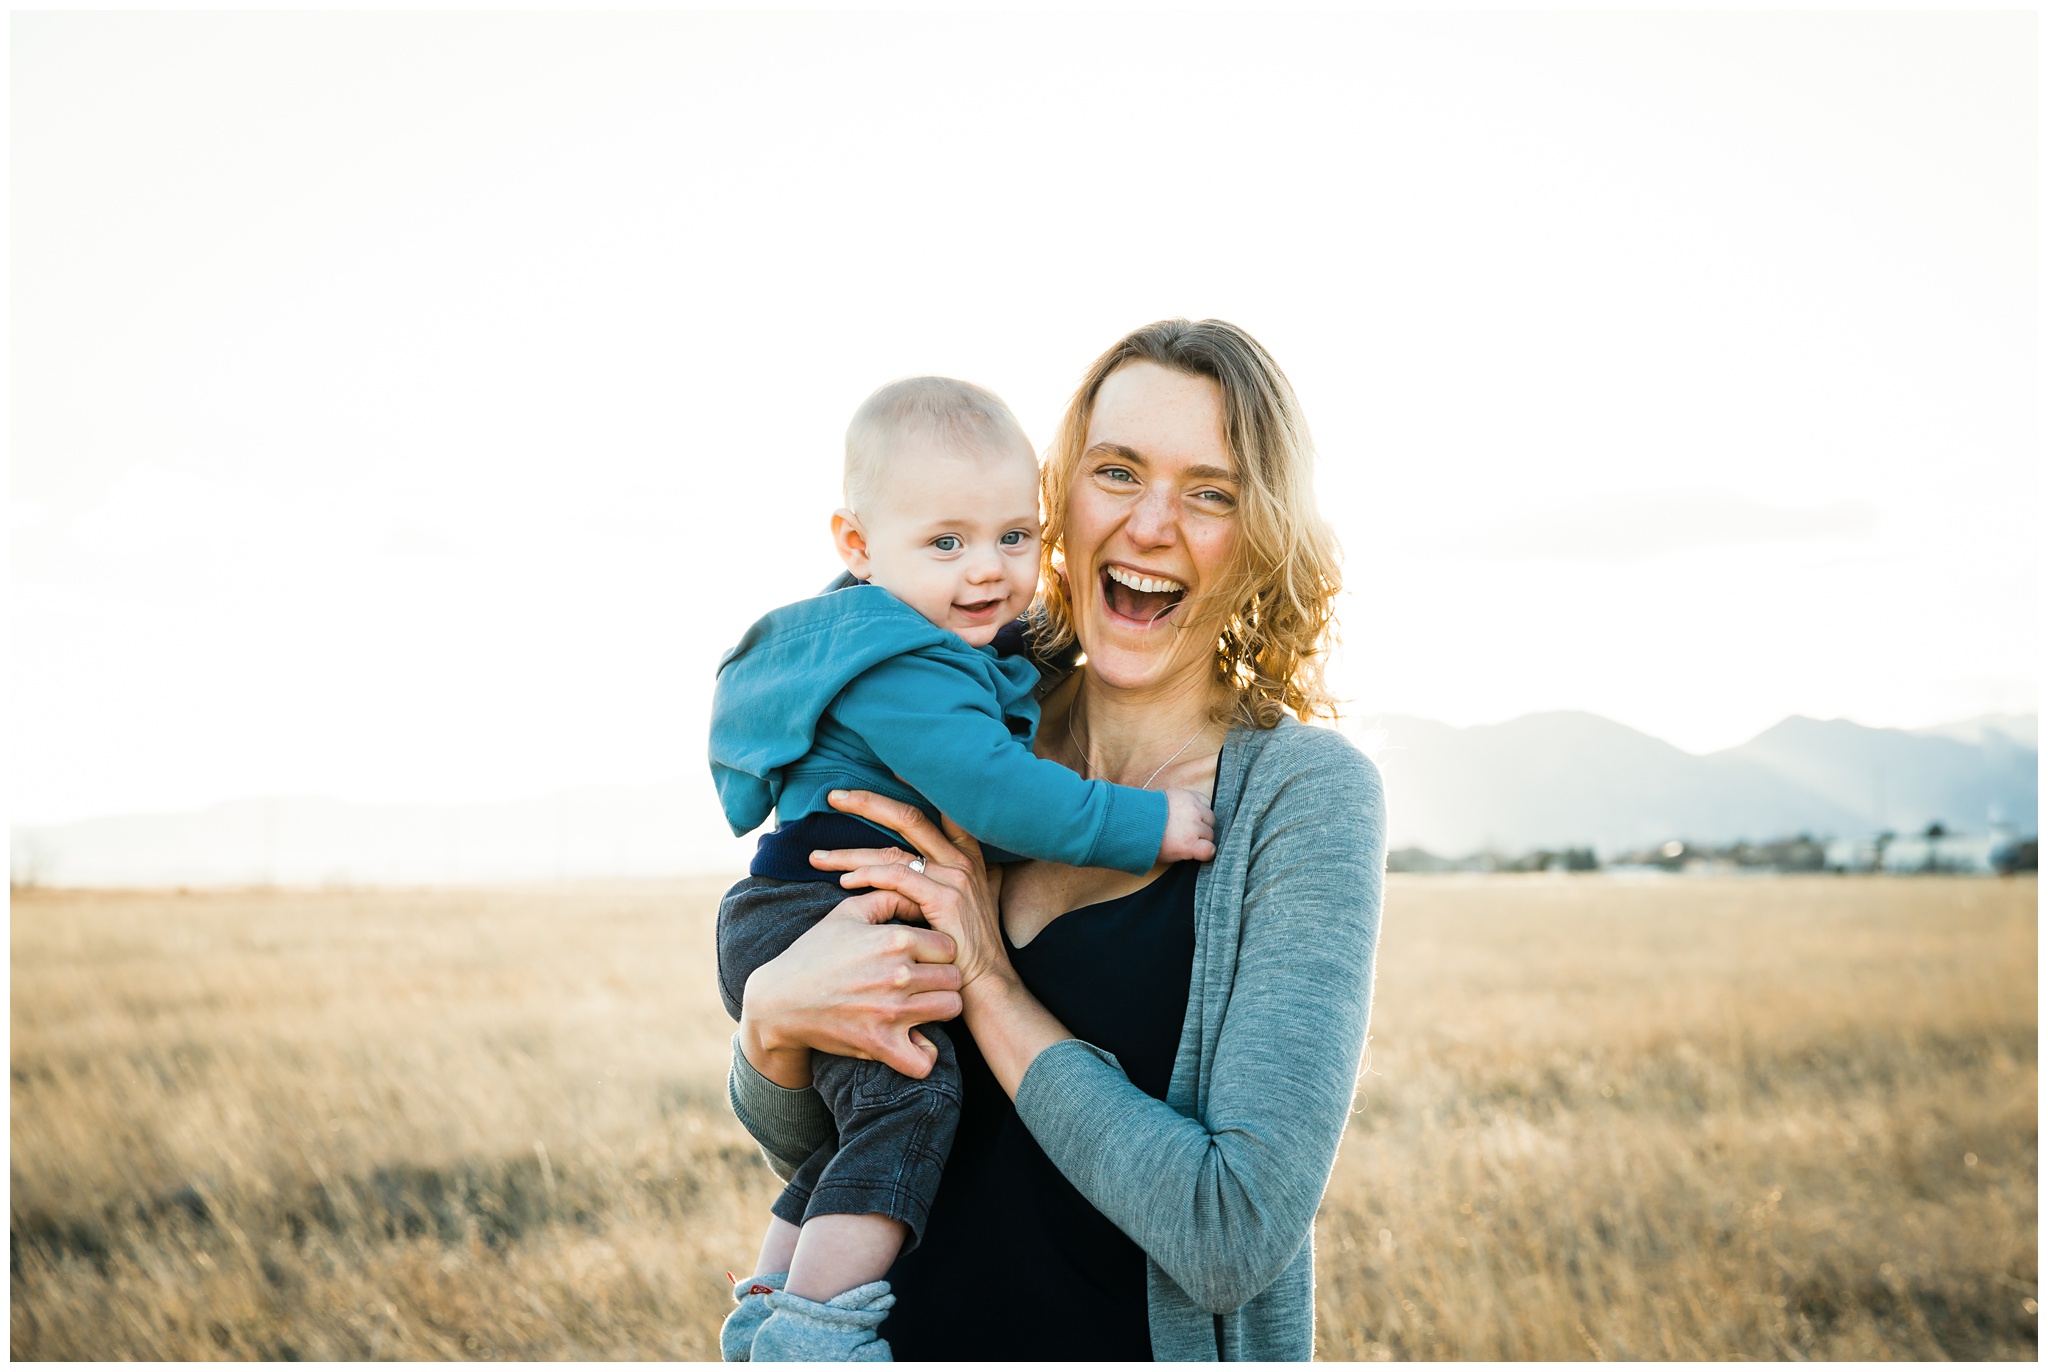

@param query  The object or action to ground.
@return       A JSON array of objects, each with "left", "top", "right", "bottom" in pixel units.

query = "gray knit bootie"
[
  {"left": 748, "top": 1281, "right": 895, "bottom": 1362},
  {"left": 719, "top": 1271, "right": 788, "bottom": 1362}
]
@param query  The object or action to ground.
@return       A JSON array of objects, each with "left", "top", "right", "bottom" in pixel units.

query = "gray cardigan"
[{"left": 727, "top": 715, "right": 1386, "bottom": 1360}]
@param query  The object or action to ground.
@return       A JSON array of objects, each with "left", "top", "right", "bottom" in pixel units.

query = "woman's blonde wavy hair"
[{"left": 1035, "top": 318, "right": 1342, "bottom": 729}]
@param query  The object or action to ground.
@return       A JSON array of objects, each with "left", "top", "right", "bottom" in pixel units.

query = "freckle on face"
[{"left": 1064, "top": 363, "right": 1237, "bottom": 688}]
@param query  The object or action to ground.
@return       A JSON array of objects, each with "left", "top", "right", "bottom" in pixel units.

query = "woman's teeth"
[
  {"left": 1102, "top": 565, "right": 1187, "bottom": 624},
  {"left": 1105, "top": 567, "right": 1185, "bottom": 595}
]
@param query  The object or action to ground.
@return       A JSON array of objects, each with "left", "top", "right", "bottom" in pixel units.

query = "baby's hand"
[{"left": 1159, "top": 787, "right": 1217, "bottom": 864}]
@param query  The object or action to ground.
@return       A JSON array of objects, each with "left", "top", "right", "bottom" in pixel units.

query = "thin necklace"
[{"left": 1066, "top": 701, "right": 1208, "bottom": 789}]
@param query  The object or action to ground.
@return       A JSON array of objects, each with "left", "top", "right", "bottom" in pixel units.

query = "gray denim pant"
[{"left": 717, "top": 876, "right": 961, "bottom": 1249}]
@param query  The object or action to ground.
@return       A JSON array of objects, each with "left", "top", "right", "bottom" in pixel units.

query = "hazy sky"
[{"left": 13, "top": 11, "right": 2037, "bottom": 824}]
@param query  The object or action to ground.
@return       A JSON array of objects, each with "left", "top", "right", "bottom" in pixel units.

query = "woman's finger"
[
  {"left": 807, "top": 846, "right": 915, "bottom": 872},
  {"left": 936, "top": 811, "right": 986, "bottom": 862},
  {"left": 826, "top": 891, "right": 959, "bottom": 964},
  {"left": 824, "top": 887, "right": 923, "bottom": 926},
  {"left": 904, "top": 989, "right": 964, "bottom": 1023},
  {"left": 840, "top": 896, "right": 959, "bottom": 964},
  {"left": 884, "top": 920, "right": 959, "bottom": 968},
  {"left": 828, "top": 790, "right": 968, "bottom": 868},
  {"left": 896, "top": 960, "right": 964, "bottom": 996},
  {"left": 871, "top": 1026, "right": 939, "bottom": 1079},
  {"left": 836, "top": 861, "right": 952, "bottom": 904}
]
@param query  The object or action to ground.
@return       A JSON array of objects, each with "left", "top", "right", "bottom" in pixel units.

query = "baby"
[{"left": 708, "top": 376, "right": 1215, "bottom": 1361}]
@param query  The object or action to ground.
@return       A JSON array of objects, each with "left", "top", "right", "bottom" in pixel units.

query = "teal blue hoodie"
[{"left": 709, "top": 582, "right": 1168, "bottom": 875}]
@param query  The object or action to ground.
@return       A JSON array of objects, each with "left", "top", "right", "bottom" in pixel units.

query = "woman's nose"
[{"left": 1125, "top": 487, "right": 1180, "bottom": 548}]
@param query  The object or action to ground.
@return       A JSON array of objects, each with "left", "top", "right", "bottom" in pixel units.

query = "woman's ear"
[{"left": 831, "top": 509, "right": 872, "bottom": 579}]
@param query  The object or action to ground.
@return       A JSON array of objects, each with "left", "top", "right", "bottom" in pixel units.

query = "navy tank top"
[{"left": 880, "top": 860, "right": 1199, "bottom": 1361}]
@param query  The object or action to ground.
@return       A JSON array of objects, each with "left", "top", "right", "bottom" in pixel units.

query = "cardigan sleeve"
[
  {"left": 1012, "top": 728, "right": 1385, "bottom": 1313},
  {"left": 726, "top": 1035, "right": 833, "bottom": 1182}
]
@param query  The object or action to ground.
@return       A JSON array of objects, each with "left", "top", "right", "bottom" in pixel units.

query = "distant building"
[
  {"left": 1826, "top": 831, "right": 1996, "bottom": 873},
  {"left": 1885, "top": 832, "right": 1994, "bottom": 873}
]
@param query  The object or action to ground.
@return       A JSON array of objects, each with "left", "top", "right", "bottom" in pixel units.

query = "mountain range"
[
  {"left": 1363, "top": 711, "right": 2035, "bottom": 857},
  {"left": 11, "top": 713, "right": 2035, "bottom": 886}
]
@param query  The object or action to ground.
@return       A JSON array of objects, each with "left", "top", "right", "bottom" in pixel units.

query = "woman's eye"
[
  {"left": 999, "top": 530, "right": 1027, "bottom": 547},
  {"left": 1194, "top": 489, "right": 1236, "bottom": 508},
  {"left": 1098, "top": 465, "right": 1136, "bottom": 484},
  {"left": 933, "top": 535, "right": 961, "bottom": 552}
]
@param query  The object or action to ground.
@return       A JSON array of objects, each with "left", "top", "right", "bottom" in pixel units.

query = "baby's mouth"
[{"left": 1101, "top": 565, "right": 1186, "bottom": 626}]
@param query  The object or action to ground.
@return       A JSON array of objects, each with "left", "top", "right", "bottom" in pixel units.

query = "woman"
[{"left": 729, "top": 319, "right": 1385, "bottom": 1360}]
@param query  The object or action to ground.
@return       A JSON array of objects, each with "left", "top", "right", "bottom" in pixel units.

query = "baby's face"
[{"left": 836, "top": 436, "right": 1041, "bottom": 647}]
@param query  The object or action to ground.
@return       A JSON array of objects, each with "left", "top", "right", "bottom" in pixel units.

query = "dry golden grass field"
[{"left": 10, "top": 874, "right": 2037, "bottom": 1360}]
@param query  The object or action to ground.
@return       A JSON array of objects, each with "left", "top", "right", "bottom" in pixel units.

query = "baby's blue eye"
[
  {"left": 933, "top": 535, "right": 961, "bottom": 552},
  {"left": 999, "top": 530, "right": 1027, "bottom": 546}
]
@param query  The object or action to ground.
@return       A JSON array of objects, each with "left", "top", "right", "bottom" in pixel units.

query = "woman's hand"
[
  {"left": 737, "top": 883, "right": 964, "bottom": 1087},
  {"left": 810, "top": 789, "right": 1017, "bottom": 997},
  {"left": 811, "top": 789, "right": 1073, "bottom": 1099}
]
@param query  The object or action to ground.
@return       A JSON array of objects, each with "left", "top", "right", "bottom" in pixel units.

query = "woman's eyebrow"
[{"left": 1087, "top": 444, "right": 1239, "bottom": 483}]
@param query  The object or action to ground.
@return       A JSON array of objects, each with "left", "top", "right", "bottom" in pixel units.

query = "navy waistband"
[{"left": 750, "top": 812, "right": 905, "bottom": 883}]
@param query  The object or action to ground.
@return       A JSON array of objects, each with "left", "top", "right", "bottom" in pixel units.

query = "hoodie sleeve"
[{"left": 833, "top": 652, "right": 1168, "bottom": 874}]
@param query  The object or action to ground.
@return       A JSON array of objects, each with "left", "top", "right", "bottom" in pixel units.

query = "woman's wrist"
[
  {"left": 961, "top": 963, "right": 1071, "bottom": 1099},
  {"left": 737, "top": 1009, "right": 814, "bottom": 1090},
  {"left": 960, "top": 958, "right": 1025, "bottom": 1016}
]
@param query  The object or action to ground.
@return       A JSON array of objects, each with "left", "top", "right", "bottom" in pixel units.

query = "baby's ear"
[{"left": 831, "top": 509, "right": 871, "bottom": 578}]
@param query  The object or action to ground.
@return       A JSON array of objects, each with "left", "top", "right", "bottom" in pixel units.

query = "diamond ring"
[{"left": 906, "top": 857, "right": 927, "bottom": 875}]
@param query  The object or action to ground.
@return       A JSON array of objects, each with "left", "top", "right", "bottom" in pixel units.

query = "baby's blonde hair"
[{"left": 844, "top": 376, "right": 1034, "bottom": 513}]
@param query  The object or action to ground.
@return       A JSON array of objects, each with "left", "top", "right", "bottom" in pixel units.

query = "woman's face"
[{"left": 1064, "top": 360, "right": 1241, "bottom": 698}]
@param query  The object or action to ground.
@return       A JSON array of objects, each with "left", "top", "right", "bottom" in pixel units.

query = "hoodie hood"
[{"left": 709, "top": 582, "right": 1012, "bottom": 835}]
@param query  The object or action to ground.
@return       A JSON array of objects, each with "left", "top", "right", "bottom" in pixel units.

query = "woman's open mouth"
[{"left": 1101, "top": 564, "right": 1186, "bottom": 628}]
